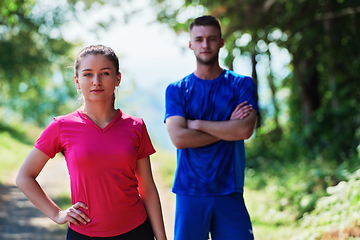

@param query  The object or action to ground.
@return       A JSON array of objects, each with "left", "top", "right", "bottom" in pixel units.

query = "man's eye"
[{"left": 101, "top": 72, "right": 110, "bottom": 75}]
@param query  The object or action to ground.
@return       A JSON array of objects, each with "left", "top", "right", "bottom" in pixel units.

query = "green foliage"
[
  {"left": 244, "top": 188, "right": 301, "bottom": 239},
  {"left": 0, "top": 0, "right": 78, "bottom": 126},
  {"left": 151, "top": 0, "right": 360, "bottom": 164},
  {"left": 0, "top": 131, "right": 30, "bottom": 183},
  {"left": 245, "top": 129, "right": 359, "bottom": 217},
  {"left": 0, "top": 0, "right": 141, "bottom": 126},
  {"left": 290, "top": 170, "right": 360, "bottom": 240},
  {"left": 152, "top": 0, "right": 360, "bottom": 232}
]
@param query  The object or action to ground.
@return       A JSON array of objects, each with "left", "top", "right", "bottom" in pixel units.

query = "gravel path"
[{"left": 0, "top": 156, "right": 175, "bottom": 240}]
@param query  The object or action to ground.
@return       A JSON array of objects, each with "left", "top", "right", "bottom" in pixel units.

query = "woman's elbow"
[
  {"left": 15, "top": 172, "right": 31, "bottom": 190},
  {"left": 15, "top": 174, "right": 25, "bottom": 189}
]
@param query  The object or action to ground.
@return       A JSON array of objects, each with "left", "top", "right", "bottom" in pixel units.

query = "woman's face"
[{"left": 74, "top": 55, "right": 121, "bottom": 103}]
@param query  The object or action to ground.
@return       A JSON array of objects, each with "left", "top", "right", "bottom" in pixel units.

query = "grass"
[
  {"left": 244, "top": 188, "right": 302, "bottom": 239},
  {"left": 0, "top": 120, "right": 42, "bottom": 183},
  {"left": 0, "top": 131, "right": 33, "bottom": 183}
]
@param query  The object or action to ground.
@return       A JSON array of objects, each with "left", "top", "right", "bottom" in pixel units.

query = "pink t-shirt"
[{"left": 35, "top": 109, "right": 156, "bottom": 237}]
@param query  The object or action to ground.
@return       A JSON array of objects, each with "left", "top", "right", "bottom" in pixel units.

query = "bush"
[{"left": 290, "top": 170, "right": 360, "bottom": 240}]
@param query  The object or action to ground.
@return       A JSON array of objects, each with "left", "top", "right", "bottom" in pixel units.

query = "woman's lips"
[{"left": 90, "top": 89, "right": 104, "bottom": 93}]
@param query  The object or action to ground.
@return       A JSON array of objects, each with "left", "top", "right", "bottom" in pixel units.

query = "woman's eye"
[{"left": 84, "top": 73, "right": 92, "bottom": 77}]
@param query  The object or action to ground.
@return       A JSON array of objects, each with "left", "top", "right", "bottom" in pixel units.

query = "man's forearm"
[
  {"left": 187, "top": 111, "right": 257, "bottom": 141},
  {"left": 166, "top": 116, "right": 220, "bottom": 149},
  {"left": 168, "top": 126, "right": 220, "bottom": 149}
]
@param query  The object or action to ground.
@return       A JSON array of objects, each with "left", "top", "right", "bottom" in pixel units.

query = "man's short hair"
[{"left": 189, "top": 15, "right": 222, "bottom": 37}]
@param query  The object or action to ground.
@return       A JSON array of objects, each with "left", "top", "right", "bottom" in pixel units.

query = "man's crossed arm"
[{"left": 166, "top": 102, "right": 257, "bottom": 149}]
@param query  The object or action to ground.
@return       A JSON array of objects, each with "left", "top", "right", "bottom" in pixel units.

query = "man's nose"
[{"left": 202, "top": 39, "right": 210, "bottom": 48}]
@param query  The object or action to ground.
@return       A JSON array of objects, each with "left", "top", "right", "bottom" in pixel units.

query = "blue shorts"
[{"left": 175, "top": 193, "right": 254, "bottom": 240}]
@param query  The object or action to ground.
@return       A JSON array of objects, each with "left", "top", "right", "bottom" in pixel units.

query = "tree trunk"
[{"left": 294, "top": 56, "right": 321, "bottom": 125}]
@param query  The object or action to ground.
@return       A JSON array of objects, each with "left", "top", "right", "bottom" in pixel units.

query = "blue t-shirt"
[{"left": 164, "top": 70, "right": 259, "bottom": 196}]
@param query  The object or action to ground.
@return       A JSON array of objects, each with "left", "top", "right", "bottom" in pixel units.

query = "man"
[{"left": 164, "top": 15, "right": 258, "bottom": 240}]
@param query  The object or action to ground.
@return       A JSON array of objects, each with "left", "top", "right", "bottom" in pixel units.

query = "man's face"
[{"left": 189, "top": 25, "right": 224, "bottom": 65}]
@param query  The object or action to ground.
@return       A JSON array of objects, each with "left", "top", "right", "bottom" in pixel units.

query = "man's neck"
[{"left": 194, "top": 63, "right": 223, "bottom": 80}]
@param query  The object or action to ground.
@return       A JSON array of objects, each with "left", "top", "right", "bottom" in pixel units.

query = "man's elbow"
[
  {"left": 234, "top": 128, "right": 254, "bottom": 140},
  {"left": 244, "top": 125, "right": 256, "bottom": 139},
  {"left": 243, "top": 131, "right": 254, "bottom": 140},
  {"left": 171, "top": 138, "right": 188, "bottom": 149}
]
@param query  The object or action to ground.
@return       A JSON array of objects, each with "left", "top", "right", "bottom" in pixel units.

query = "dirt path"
[{"left": 0, "top": 156, "right": 175, "bottom": 240}]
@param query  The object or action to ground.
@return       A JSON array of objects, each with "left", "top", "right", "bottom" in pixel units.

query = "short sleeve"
[
  {"left": 34, "top": 118, "right": 63, "bottom": 159},
  {"left": 137, "top": 121, "right": 156, "bottom": 160},
  {"left": 238, "top": 76, "right": 259, "bottom": 113},
  {"left": 164, "top": 82, "right": 186, "bottom": 122}
]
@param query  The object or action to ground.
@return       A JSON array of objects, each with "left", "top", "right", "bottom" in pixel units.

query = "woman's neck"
[{"left": 81, "top": 102, "right": 118, "bottom": 128}]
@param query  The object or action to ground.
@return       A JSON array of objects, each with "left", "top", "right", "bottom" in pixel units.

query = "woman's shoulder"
[
  {"left": 120, "top": 111, "right": 144, "bottom": 125},
  {"left": 53, "top": 110, "right": 81, "bottom": 123}
]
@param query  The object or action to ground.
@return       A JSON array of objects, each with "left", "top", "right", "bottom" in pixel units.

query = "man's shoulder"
[
  {"left": 223, "top": 70, "right": 255, "bottom": 88},
  {"left": 169, "top": 73, "right": 194, "bottom": 85},
  {"left": 224, "top": 69, "right": 251, "bottom": 81},
  {"left": 166, "top": 74, "right": 194, "bottom": 93}
]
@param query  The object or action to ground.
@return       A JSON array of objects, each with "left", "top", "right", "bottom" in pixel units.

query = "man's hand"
[
  {"left": 230, "top": 101, "right": 253, "bottom": 120},
  {"left": 187, "top": 101, "right": 253, "bottom": 131}
]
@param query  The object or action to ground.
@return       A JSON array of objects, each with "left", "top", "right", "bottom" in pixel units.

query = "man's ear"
[{"left": 188, "top": 40, "right": 193, "bottom": 50}]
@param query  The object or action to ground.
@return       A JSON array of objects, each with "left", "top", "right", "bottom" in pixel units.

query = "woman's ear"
[
  {"left": 74, "top": 75, "right": 80, "bottom": 89},
  {"left": 116, "top": 73, "right": 122, "bottom": 87}
]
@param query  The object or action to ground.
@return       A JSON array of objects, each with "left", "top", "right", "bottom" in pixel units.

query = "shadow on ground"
[{"left": 0, "top": 184, "right": 65, "bottom": 240}]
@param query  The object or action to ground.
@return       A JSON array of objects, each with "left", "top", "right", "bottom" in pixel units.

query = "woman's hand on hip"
[{"left": 53, "top": 201, "right": 91, "bottom": 226}]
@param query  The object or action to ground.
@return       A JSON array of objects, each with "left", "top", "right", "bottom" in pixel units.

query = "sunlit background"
[{"left": 1, "top": 0, "right": 359, "bottom": 239}]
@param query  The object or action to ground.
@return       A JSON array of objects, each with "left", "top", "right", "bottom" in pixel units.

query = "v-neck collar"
[{"left": 77, "top": 109, "right": 122, "bottom": 133}]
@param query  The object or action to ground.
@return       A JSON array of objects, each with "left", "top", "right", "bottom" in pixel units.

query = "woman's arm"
[
  {"left": 16, "top": 147, "right": 90, "bottom": 226},
  {"left": 136, "top": 156, "right": 167, "bottom": 240}
]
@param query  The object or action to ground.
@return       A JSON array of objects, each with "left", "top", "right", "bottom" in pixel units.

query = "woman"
[{"left": 16, "top": 45, "right": 167, "bottom": 240}]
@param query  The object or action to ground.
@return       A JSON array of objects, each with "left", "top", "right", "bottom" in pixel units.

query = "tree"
[
  {"left": 151, "top": 0, "right": 360, "bottom": 162},
  {"left": 0, "top": 0, "right": 130, "bottom": 126},
  {"left": 0, "top": 0, "right": 77, "bottom": 125}
]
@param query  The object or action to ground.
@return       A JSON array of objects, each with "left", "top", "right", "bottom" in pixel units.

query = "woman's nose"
[{"left": 93, "top": 74, "right": 101, "bottom": 85}]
